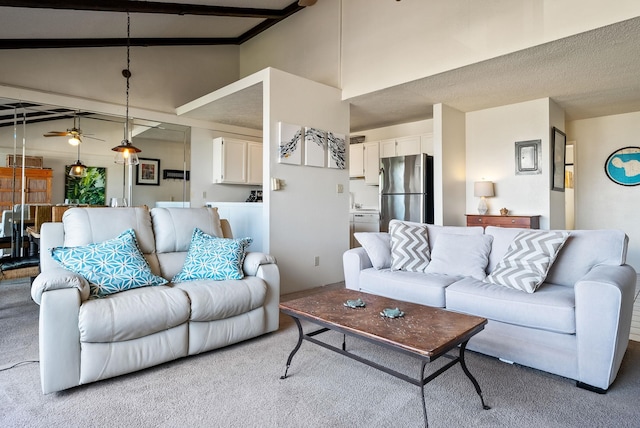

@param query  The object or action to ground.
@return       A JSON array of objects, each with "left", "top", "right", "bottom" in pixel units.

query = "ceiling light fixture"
[
  {"left": 68, "top": 144, "right": 87, "bottom": 178},
  {"left": 111, "top": 12, "right": 141, "bottom": 166}
]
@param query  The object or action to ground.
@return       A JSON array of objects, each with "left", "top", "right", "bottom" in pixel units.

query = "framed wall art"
[
  {"left": 64, "top": 166, "right": 106, "bottom": 205},
  {"left": 604, "top": 146, "right": 640, "bottom": 186},
  {"left": 136, "top": 158, "right": 160, "bottom": 186},
  {"left": 551, "top": 127, "right": 566, "bottom": 191},
  {"left": 515, "top": 139, "right": 542, "bottom": 175},
  {"left": 278, "top": 122, "right": 303, "bottom": 165}
]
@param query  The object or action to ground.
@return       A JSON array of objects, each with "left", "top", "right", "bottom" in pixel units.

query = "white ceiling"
[{"left": 1, "top": 1, "right": 639, "bottom": 132}]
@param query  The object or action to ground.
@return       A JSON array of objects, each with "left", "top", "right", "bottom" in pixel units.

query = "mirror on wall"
[{"left": 0, "top": 97, "right": 190, "bottom": 258}]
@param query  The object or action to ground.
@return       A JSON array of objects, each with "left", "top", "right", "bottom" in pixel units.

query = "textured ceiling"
[{"left": 348, "top": 16, "right": 640, "bottom": 131}]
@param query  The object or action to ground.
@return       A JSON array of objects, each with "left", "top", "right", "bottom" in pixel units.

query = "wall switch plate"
[
  {"left": 314, "top": 256, "right": 320, "bottom": 266},
  {"left": 336, "top": 184, "right": 344, "bottom": 193}
]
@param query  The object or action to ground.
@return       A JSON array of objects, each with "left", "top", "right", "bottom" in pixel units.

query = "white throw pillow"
[
  {"left": 389, "top": 220, "right": 431, "bottom": 272},
  {"left": 354, "top": 232, "right": 392, "bottom": 270},
  {"left": 486, "top": 230, "right": 570, "bottom": 293},
  {"left": 424, "top": 233, "right": 493, "bottom": 280}
]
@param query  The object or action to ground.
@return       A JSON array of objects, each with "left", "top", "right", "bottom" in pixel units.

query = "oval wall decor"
[{"left": 604, "top": 146, "right": 640, "bottom": 186}]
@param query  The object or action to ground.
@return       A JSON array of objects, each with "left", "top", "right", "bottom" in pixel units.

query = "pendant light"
[
  {"left": 68, "top": 144, "right": 87, "bottom": 178},
  {"left": 111, "top": 12, "right": 141, "bottom": 166}
]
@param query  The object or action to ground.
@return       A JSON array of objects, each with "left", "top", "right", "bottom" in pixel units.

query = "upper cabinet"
[
  {"left": 212, "top": 137, "right": 262, "bottom": 185},
  {"left": 380, "top": 136, "right": 421, "bottom": 158},
  {"left": 349, "top": 142, "right": 379, "bottom": 185}
]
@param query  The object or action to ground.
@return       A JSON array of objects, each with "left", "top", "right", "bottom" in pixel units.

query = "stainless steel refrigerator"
[{"left": 379, "top": 154, "right": 434, "bottom": 232}]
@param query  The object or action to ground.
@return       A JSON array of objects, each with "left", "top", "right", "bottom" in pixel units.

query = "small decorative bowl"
[
  {"left": 380, "top": 307, "right": 404, "bottom": 318},
  {"left": 344, "top": 298, "right": 366, "bottom": 308}
]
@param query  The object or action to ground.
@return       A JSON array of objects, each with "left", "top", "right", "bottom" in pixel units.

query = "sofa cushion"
[
  {"left": 79, "top": 285, "right": 190, "bottom": 342},
  {"left": 486, "top": 230, "right": 569, "bottom": 293},
  {"left": 51, "top": 228, "right": 168, "bottom": 298},
  {"left": 354, "top": 232, "right": 391, "bottom": 269},
  {"left": 151, "top": 207, "right": 224, "bottom": 253},
  {"left": 174, "top": 277, "right": 267, "bottom": 322},
  {"left": 446, "top": 277, "right": 576, "bottom": 334},
  {"left": 358, "top": 267, "right": 460, "bottom": 307},
  {"left": 389, "top": 220, "right": 430, "bottom": 272},
  {"left": 424, "top": 233, "right": 493, "bottom": 280},
  {"left": 172, "top": 228, "right": 251, "bottom": 282}
]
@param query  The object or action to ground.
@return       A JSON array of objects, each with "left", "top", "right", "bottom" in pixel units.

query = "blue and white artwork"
[
  {"left": 327, "top": 132, "right": 346, "bottom": 169},
  {"left": 278, "top": 122, "right": 303, "bottom": 165},
  {"left": 304, "top": 127, "right": 326, "bottom": 168},
  {"left": 605, "top": 146, "right": 640, "bottom": 186}
]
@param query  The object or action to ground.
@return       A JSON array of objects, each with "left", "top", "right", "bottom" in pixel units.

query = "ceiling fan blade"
[
  {"left": 44, "top": 132, "right": 69, "bottom": 137},
  {"left": 84, "top": 135, "right": 106, "bottom": 142}
]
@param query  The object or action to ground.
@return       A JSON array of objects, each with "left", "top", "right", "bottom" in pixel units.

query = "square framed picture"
[{"left": 136, "top": 158, "right": 160, "bottom": 186}]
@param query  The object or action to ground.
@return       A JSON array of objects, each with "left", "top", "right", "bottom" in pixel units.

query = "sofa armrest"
[
  {"left": 31, "top": 268, "right": 90, "bottom": 305},
  {"left": 343, "top": 247, "right": 373, "bottom": 291},
  {"left": 250, "top": 256, "right": 280, "bottom": 334},
  {"left": 39, "top": 288, "right": 82, "bottom": 393},
  {"left": 243, "top": 251, "right": 276, "bottom": 277},
  {"left": 575, "top": 263, "right": 637, "bottom": 390}
]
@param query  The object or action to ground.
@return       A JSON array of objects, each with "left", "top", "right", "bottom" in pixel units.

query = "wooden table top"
[{"left": 280, "top": 288, "right": 487, "bottom": 360}]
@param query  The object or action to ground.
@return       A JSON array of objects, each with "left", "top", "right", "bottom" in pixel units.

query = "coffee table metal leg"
[
  {"left": 420, "top": 361, "right": 429, "bottom": 428},
  {"left": 459, "top": 341, "right": 491, "bottom": 410},
  {"left": 280, "top": 316, "right": 304, "bottom": 380}
]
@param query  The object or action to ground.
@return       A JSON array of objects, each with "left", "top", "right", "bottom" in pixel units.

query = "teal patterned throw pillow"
[
  {"left": 172, "top": 228, "right": 252, "bottom": 282},
  {"left": 51, "top": 228, "right": 168, "bottom": 298}
]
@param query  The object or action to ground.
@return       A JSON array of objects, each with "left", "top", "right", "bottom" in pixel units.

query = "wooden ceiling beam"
[{"left": 0, "top": 0, "right": 290, "bottom": 18}]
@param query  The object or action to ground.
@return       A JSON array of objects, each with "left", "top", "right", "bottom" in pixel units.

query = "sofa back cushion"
[
  {"left": 62, "top": 207, "right": 161, "bottom": 276},
  {"left": 485, "top": 226, "right": 628, "bottom": 287},
  {"left": 150, "top": 207, "right": 224, "bottom": 279},
  {"left": 425, "top": 224, "right": 484, "bottom": 250}
]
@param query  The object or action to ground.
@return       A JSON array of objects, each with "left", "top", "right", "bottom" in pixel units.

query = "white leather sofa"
[
  {"left": 31, "top": 207, "right": 279, "bottom": 394},
  {"left": 343, "top": 224, "right": 636, "bottom": 392}
]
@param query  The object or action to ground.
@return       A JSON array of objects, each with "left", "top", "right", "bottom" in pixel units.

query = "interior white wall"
[
  {"left": 466, "top": 98, "right": 553, "bottom": 228},
  {"left": 566, "top": 111, "right": 640, "bottom": 271},
  {"left": 239, "top": 0, "right": 341, "bottom": 89},
  {"left": 265, "top": 69, "right": 350, "bottom": 294},
  {"left": 434, "top": 104, "right": 466, "bottom": 226},
  {"left": 341, "top": 0, "right": 640, "bottom": 98}
]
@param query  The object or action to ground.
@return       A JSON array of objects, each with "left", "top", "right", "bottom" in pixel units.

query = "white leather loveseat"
[
  {"left": 343, "top": 222, "right": 636, "bottom": 392},
  {"left": 31, "top": 207, "right": 279, "bottom": 394}
]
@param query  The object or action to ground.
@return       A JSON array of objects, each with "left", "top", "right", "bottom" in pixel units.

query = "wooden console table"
[{"left": 466, "top": 214, "right": 540, "bottom": 229}]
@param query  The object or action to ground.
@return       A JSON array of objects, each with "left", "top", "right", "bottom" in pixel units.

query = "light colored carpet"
[{"left": 1, "top": 278, "right": 639, "bottom": 428}]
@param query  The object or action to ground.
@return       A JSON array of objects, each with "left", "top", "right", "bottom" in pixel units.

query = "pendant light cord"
[{"left": 123, "top": 12, "right": 131, "bottom": 142}]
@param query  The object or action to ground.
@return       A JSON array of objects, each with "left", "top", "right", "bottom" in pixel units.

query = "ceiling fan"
[{"left": 44, "top": 115, "right": 103, "bottom": 145}]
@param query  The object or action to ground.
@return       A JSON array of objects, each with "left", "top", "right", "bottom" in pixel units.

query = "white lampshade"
[
  {"left": 474, "top": 181, "right": 495, "bottom": 198},
  {"left": 474, "top": 181, "right": 494, "bottom": 214}
]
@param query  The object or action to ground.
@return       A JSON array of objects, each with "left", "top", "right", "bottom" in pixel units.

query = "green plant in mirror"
[{"left": 65, "top": 166, "right": 106, "bottom": 206}]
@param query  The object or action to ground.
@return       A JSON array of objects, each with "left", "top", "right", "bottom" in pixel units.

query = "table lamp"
[{"left": 474, "top": 181, "right": 494, "bottom": 214}]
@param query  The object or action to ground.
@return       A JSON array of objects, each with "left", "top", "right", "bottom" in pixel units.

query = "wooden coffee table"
[{"left": 279, "top": 288, "right": 490, "bottom": 427}]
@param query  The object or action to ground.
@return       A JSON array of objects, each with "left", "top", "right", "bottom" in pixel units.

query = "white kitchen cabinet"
[
  {"left": 212, "top": 137, "right": 262, "bottom": 185},
  {"left": 379, "top": 135, "right": 421, "bottom": 158},
  {"left": 350, "top": 142, "right": 379, "bottom": 185},
  {"left": 420, "top": 133, "right": 434, "bottom": 154},
  {"left": 246, "top": 142, "right": 263, "bottom": 185},
  {"left": 349, "top": 143, "right": 365, "bottom": 177},
  {"left": 363, "top": 142, "right": 380, "bottom": 185}
]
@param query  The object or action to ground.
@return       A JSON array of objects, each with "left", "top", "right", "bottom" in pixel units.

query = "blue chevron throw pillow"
[
  {"left": 51, "top": 228, "right": 168, "bottom": 298},
  {"left": 486, "top": 230, "right": 569, "bottom": 293},
  {"left": 172, "top": 228, "right": 252, "bottom": 282}
]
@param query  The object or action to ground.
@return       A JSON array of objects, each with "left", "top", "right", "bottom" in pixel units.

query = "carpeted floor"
[{"left": 2, "top": 278, "right": 639, "bottom": 428}]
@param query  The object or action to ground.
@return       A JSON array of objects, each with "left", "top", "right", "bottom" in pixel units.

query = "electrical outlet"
[
  {"left": 314, "top": 256, "right": 320, "bottom": 267},
  {"left": 202, "top": 191, "right": 207, "bottom": 198}
]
